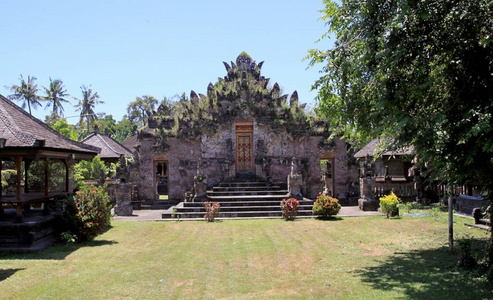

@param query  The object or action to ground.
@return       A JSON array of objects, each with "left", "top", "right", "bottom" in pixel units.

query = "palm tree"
[
  {"left": 43, "top": 77, "right": 70, "bottom": 118},
  {"left": 73, "top": 85, "right": 104, "bottom": 133},
  {"left": 7, "top": 74, "right": 42, "bottom": 115}
]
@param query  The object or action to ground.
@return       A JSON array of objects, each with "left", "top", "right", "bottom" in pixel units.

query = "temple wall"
[{"left": 132, "top": 118, "right": 360, "bottom": 202}]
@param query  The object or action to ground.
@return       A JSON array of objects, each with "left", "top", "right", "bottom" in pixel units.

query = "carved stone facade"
[{"left": 127, "top": 53, "right": 360, "bottom": 203}]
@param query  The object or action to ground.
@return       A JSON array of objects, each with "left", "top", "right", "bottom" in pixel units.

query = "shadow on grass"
[
  {"left": 313, "top": 216, "right": 344, "bottom": 222},
  {"left": 0, "top": 268, "right": 25, "bottom": 282},
  {"left": 0, "top": 239, "right": 118, "bottom": 261},
  {"left": 354, "top": 245, "right": 493, "bottom": 300}
]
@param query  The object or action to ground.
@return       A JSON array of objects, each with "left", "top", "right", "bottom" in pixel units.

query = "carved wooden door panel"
[{"left": 236, "top": 123, "right": 254, "bottom": 172}]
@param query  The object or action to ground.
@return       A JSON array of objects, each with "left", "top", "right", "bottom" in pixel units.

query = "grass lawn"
[{"left": 1, "top": 211, "right": 492, "bottom": 299}]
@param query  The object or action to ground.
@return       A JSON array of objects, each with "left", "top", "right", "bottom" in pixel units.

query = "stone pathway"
[{"left": 113, "top": 205, "right": 383, "bottom": 222}]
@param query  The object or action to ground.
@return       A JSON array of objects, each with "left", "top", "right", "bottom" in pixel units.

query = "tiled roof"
[
  {"left": 0, "top": 94, "right": 99, "bottom": 155},
  {"left": 82, "top": 131, "right": 133, "bottom": 160},
  {"left": 121, "top": 134, "right": 139, "bottom": 152},
  {"left": 354, "top": 138, "right": 414, "bottom": 158}
]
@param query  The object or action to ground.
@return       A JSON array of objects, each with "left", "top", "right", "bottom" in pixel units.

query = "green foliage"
[
  {"left": 307, "top": 0, "right": 493, "bottom": 188},
  {"left": 64, "top": 185, "right": 112, "bottom": 241},
  {"left": 127, "top": 95, "right": 158, "bottom": 128},
  {"left": 312, "top": 193, "right": 341, "bottom": 218},
  {"left": 50, "top": 118, "right": 78, "bottom": 140},
  {"left": 379, "top": 192, "right": 401, "bottom": 218},
  {"left": 73, "top": 85, "right": 104, "bottom": 133},
  {"left": 203, "top": 201, "right": 220, "bottom": 222},
  {"left": 60, "top": 231, "right": 77, "bottom": 245},
  {"left": 7, "top": 74, "right": 42, "bottom": 115},
  {"left": 73, "top": 156, "right": 111, "bottom": 187},
  {"left": 281, "top": 198, "right": 299, "bottom": 221},
  {"left": 1, "top": 169, "right": 16, "bottom": 188},
  {"left": 43, "top": 77, "right": 70, "bottom": 119},
  {"left": 402, "top": 201, "right": 423, "bottom": 214}
]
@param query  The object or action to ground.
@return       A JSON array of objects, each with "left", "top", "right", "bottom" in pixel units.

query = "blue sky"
[{"left": 1, "top": 0, "right": 332, "bottom": 124}]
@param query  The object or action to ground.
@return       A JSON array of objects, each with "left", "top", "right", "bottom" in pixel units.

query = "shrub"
[
  {"left": 379, "top": 192, "right": 401, "bottom": 218},
  {"left": 64, "top": 185, "right": 112, "bottom": 241},
  {"left": 204, "top": 201, "right": 220, "bottom": 222},
  {"left": 312, "top": 194, "right": 341, "bottom": 218},
  {"left": 281, "top": 198, "right": 299, "bottom": 221}
]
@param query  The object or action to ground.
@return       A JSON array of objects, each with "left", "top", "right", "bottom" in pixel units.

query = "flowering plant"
[
  {"left": 281, "top": 198, "right": 299, "bottom": 221},
  {"left": 312, "top": 193, "right": 341, "bottom": 218},
  {"left": 203, "top": 201, "right": 220, "bottom": 222},
  {"left": 379, "top": 192, "right": 401, "bottom": 218},
  {"left": 64, "top": 185, "right": 112, "bottom": 241}
]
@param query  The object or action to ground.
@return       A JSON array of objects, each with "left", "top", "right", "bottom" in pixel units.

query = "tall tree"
[
  {"left": 73, "top": 85, "right": 104, "bottom": 133},
  {"left": 7, "top": 74, "right": 42, "bottom": 115},
  {"left": 308, "top": 0, "right": 492, "bottom": 263},
  {"left": 127, "top": 95, "right": 158, "bottom": 128},
  {"left": 43, "top": 77, "right": 70, "bottom": 118}
]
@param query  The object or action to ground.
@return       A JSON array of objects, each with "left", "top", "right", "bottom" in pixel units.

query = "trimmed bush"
[
  {"left": 312, "top": 194, "right": 341, "bottom": 218},
  {"left": 64, "top": 185, "right": 112, "bottom": 241},
  {"left": 281, "top": 198, "right": 299, "bottom": 221},
  {"left": 379, "top": 192, "right": 401, "bottom": 218}
]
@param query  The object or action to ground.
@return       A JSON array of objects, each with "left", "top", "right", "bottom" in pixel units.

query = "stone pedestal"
[
  {"left": 288, "top": 174, "right": 302, "bottom": 199},
  {"left": 194, "top": 180, "right": 207, "bottom": 201},
  {"left": 358, "top": 177, "right": 378, "bottom": 211},
  {"left": 114, "top": 182, "right": 133, "bottom": 216}
]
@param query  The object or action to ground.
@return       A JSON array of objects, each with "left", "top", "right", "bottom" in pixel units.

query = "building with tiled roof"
[
  {"left": 0, "top": 94, "right": 99, "bottom": 160},
  {"left": 82, "top": 127, "right": 133, "bottom": 163},
  {"left": 354, "top": 138, "right": 414, "bottom": 159}
]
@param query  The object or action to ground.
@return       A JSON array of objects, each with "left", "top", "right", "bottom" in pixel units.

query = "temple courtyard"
[{"left": 1, "top": 210, "right": 491, "bottom": 299}]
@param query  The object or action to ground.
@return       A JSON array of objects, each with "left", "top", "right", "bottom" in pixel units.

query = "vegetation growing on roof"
[{"left": 149, "top": 53, "right": 329, "bottom": 147}]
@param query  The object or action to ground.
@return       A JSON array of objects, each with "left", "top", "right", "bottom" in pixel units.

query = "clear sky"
[{"left": 1, "top": 0, "right": 332, "bottom": 124}]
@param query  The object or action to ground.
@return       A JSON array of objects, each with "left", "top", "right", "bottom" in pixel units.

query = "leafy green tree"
[
  {"left": 127, "top": 95, "right": 158, "bottom": 128},
  {"left": 307, "top": 0, "right": 492, "bottom": 264},
  {"left": 50, "top": 118, "right": 78, "bottom": 141},
  {"left": 114, "top": 115, "right": 138, "bottom": 143},
  {"left": 43, "top": 77, "right": 70, "bottom": 118},
  {"left": 6, "top": 74, "right": 42, "bottom": 115},
  {"left": 73, "top": 85, "right": 104, "bottom": 133}
]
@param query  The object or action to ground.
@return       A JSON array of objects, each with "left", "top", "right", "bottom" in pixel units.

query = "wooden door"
[{"left": 236, "top": 124, "right": 254, "bottom": 172}]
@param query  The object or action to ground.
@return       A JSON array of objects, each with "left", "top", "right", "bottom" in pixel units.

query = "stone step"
[
  {"left": 207, "top": 195, "right": 290, "bottom": 202},
  {"left": 182, "top": 200, "right": 313, "bottom": 208},
  {"left": 219, "top": 182, "right": 270, "bottom": 187},
  {"left": 162, "top": 209, "right": 314, "bottom": 219},
  {"left": 212, "top": 186, "right": 281, "bottom": 191},
  {"left": 175, "top": 204, "right": 314, "bottom": 213},
  {"left": 207, "top": 190, "right": 288, "bottom": 196}
]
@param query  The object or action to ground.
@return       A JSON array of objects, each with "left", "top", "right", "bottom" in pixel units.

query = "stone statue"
[{"left": 288, "top": 157, "right": 302, "bottom": 199}]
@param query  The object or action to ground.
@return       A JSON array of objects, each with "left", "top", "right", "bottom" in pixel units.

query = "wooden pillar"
[
  {"left": 24, "top": 159, "right": 31, "bottom": 193},
  {"left": 0, "top": 159, "right": 2, "bottom": 197},
  {"left": 63, "top": 159, "right": 70, "bottom": 193},
  {"left": 14, "top": 157, "right": 23, "bottom": 223},
  {"left": 44, "top": 159, "right": 49, "bottom": 196}
]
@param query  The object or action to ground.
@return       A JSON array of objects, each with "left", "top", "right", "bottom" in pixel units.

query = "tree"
[
  {"left": 114, "top": 115, "right": 138, "bottom": 143},
  {"left": 308, "top": 0, "right": 492, "bottom": 263},
  {"left": 49, "top": 118, "right": 78, "bottom": 141},
  {"left": 73, "top": 85, "right": 104, "bottom": 133},
  {"left": 7, "top": 74, "right": 42, "bottom": 115},
  {"left": 43, "top": 77, "right": 70, "bottom": 118},
  {"left": 126, "top": 95, "right": 158, "bottom": 128}
]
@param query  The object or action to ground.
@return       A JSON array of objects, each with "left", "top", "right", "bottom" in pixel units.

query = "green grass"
[{"left": 1, "top": 211, "right": 492, "bottom": 299}]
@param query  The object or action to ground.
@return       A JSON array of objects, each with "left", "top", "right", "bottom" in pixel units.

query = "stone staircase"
[{"left": 162, "top": 177, "right": 314, "bottom": 220}]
